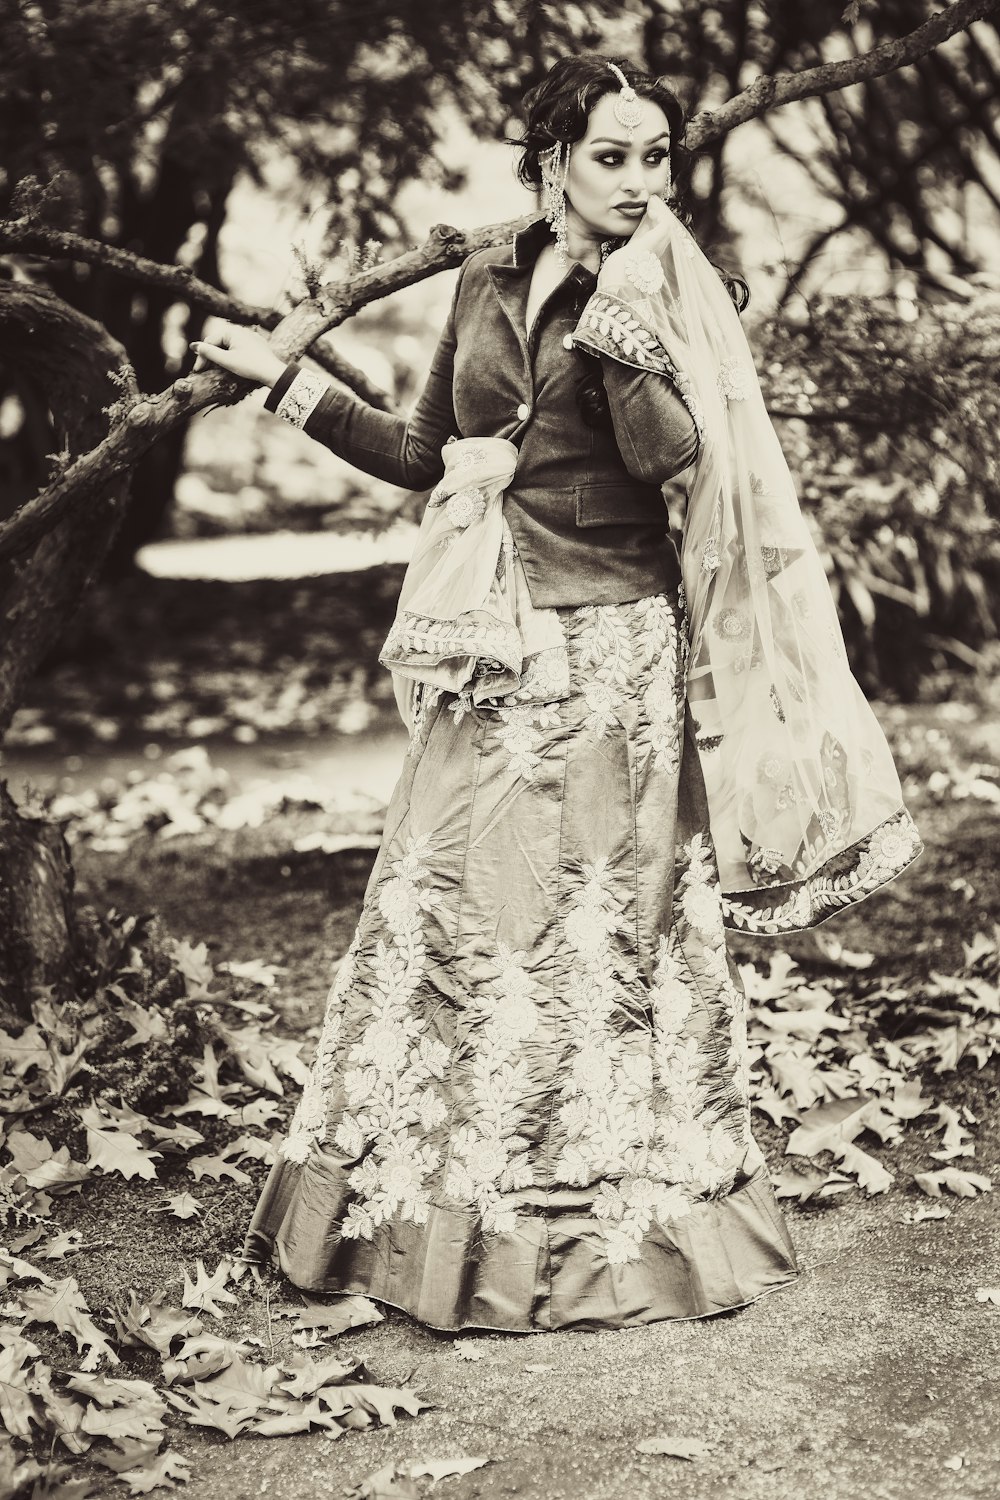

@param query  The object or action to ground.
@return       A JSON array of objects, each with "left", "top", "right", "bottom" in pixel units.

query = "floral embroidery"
[
  {"left": 280, "top": 932, "right": 360, "bottom": 1164},
  {"left": 554, "top": 858, "right": 739, "bottom": 1264},
  {"left": 577, "top": 604, "right": 634, "bottom": 737},
  {"left": 574, "top": 292, "right": 676, "bottom": 374},
  {"left": 702, "top": 535, "right": 721, "bottom": 575},
  {"left": 381, "top": 611, "right": 521, "bottom": 672},
  {"left": 723, "top": 809, "right": 923, "bottom": 935},
  {"left": 622, "top": 248, "right": 665, "bottom": 296},
  {"left": 712, "top": 607, "right": 751, "bottom": 641},
  {"left": 444, "top": 943, "right": 539, "bottom": 1232},
  {"left": 493, "top": 703, "right": 561, "bottom": 781},
  {"left": 406, "top": 684, "right": 443, "bottom": 757},
  {"left": 273, "top": 369, "right": 330, "bottom": 429},
  {"left": 717, "top": 357, "right": 752, "bottom": 402},
  {"left": 635, "top": 594, "right": 683, "bottom": 773},
  {"left": 445, "top": 488, "right": 487, "bottom": 527},
  {"left": 301, "top": 834, "right": 451, "bottom": 1240}
]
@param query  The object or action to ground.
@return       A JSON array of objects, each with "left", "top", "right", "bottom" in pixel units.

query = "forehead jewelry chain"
[{"left": 607, "top": 62, "right": 643, "bottom": 143}]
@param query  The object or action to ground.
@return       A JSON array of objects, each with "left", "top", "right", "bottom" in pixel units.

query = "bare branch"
[
  {"left": 686, "top": 0, "right": 1000, "bottom": 149},
  {"left": 0, "top": 218, "right": 399, "bottom": 412},
  {"left": 0, "top": 215, "right": 532, "bottom": 562}
]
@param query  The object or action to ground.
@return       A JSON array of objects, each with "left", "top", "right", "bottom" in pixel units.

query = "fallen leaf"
[
  {"left": 523, "top": 1364, "right": 555, "bottom": 1374},
  {"left": 5, "top": 1129, "right": 91, "bottom": 1192},
  {"left": 19, "top": 1276, "right": 119, "bottom": 1369},
  {"left": 974, "top": 1287, "right": 1000, "bottom": 1305},
  {"left": 186, "top": 1148, "right": 252, "bottom": 1185},
  {"left": 180, "top": 1259, "right": 239, "bottom": 1319},
  {"left": 118, "top": 1448, "right": 191, "bottom": 1494},
  {"left": 0, "top": 1330, "right": 44, "bottom": 1439},
  {"left": 452, "top": 1341, "right": 485, "bottom": 1361},
  {"left": 913, "top": 1168, "right": 993, "bottom": 1198},
  {"left": 110, "top": 1292, "right": 203, "bottom": 1356},
  {"left": 901, "top": 1204, "right": 952, "bottom": 1222},
  {"left": 354, "top": 1463, "right": 418, "bottom": 1499},
  {"left": 408, "top": 1457, "right": 491, "bottom": 1481},
  {"left": 636, "top": 1435, "right": 711, "bottom": 1460},
  {"left": 292, "top": 1296, "right": 384, "bottom": 1337},
  {"left": 147, "top": 1193, "right": 203, "bottom": 1220},
  {"left": 771, "top": 1163, "right": 832, "bottom": 1203},
  {"left": 36, "top": 1230, "right": 85, "bottom": 1260},
  {"left": 81, "top": 1104, "right": 162, "bottom": 1181}
]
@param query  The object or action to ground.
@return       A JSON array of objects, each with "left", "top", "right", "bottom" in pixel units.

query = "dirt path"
[{"left": 161, "top": 1194, "right": 999, "bottom": 1500}]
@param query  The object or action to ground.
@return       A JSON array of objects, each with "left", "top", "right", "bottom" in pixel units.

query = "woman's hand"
[
  {"left": 626, "top": 193, "right": 674, "bottom": 260},
  {"left": 189, "top": 323, "right": 286, "bottom": 388}
]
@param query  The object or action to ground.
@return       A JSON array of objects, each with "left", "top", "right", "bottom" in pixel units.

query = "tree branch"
[
  {"left": 686, "top": 0, "right": 1000, "bottom": 149},
  {"left": 0, "top": 218, "right": 400, "bottom": 413}
]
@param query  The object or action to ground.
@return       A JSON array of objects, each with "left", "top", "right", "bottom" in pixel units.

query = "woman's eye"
[{"left": 595, "top": 151, "right": 669, "bottom": 168}]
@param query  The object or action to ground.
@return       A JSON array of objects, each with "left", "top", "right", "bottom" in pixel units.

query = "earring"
[{"left": 542, "top": 141, "right": 570, "bottom": 267}]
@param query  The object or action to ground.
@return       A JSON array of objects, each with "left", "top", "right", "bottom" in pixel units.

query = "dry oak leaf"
[
  {"left": 110, "top": 1292, "right": 204, "bottom": 1357},
  {"left": 162, "top": 1334, "right": 256, "bottom": 1385},
  {"left": 0, "top": 1329, "right": 43, "bottom": 1439},
  {"left": 452, "top": 1340, "right": 486, "bottom": 1361},
  {"left": 117, "top": 1448, "right": 191, "bottom": 1494},
  {"left": 5, "top": 1129, "right": 91, "bottom": 1192},
  {"left": 186, "top": 1147, "right": 251, "bottom": 1186},
  {"left": 180, "top": 1258, "right": 239, "bottom": 1319},
  {"left": 96, "top": 1100, "right": 204, "bottom": 1152},
  {"left": 81, "top": 1104, "right": 161, "bottom": 1181},
  {"left": 637, "top": 1435, "right": 712, "bottom": 1460},
  {"left": 291, "top": 1296, "right": 384, "bottom": 1338},
  {"left": 353, "top": 1464, "right": 418, "bottom": 1500},
  {"left": 0, "top": 1249, "right": 54, "bottom": 1288},
  {"left": 0, "top": 1022, "right": 50, "bottom": 1076},
  {"left": 913, "top": 1168, "right": 993, "bottom": 1198},
  {"left": 147, "top": 1193, "right": 203, "bottom": 1220},
  {"left": 19, "top": 1275, "right": 119, "bottom": 1370},
  {"left": 37, "top": 1230, "right": 85, "bottom": 1260},
  {"left": 164, "top": 1361, "right": 273, "bottom": 1440},
  {"left": 974, "top": 1287, "right": 1000, "bottom": 1305},
  {"left": 409, "top": 1457, "right": 492, "bottom": 1481}
]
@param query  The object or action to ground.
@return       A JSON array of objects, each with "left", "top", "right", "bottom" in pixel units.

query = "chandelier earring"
[{"left": 542, "top": 140, "right": 571, "bottom": 267}]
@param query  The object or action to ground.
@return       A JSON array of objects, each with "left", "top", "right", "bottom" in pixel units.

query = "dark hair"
[{"left": 513, "top": 55, "right": 749, "bottom": 429}]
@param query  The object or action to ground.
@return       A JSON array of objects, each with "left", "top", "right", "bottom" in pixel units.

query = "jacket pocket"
[{"left": 574, "top": 482, "right": 664, "bottom": 528}]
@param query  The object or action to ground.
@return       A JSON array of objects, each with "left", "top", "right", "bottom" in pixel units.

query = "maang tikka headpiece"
[{"left": 607, "top": 61, "right": 643, "bottom": 143}]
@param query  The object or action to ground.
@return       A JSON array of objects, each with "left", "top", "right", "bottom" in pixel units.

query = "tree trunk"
[
  {"left": 0, "top": 281, "right": 132, "bottom": 1018},
  {"left": 0, "top": 780, "right": 77, "bottom": 1026}
]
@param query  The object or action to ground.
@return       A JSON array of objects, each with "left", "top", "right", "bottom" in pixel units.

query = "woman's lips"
[{"left": 613, "top": 203, "right": 647, "bottom": 218}]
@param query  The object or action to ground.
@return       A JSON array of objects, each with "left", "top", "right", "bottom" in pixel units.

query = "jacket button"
[
  {"left": 562, "top": 334, "right": 574, "bottom": 350},
  {"left": 516, "top": 402, "right": 530, "bottom": 420}
]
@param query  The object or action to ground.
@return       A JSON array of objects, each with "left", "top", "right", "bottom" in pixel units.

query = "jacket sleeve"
[
  {"left": 262, "top": 261, "right": 468, "bottom": 491},
  {"left": 571, "top": 289, "right": 702, "bottom": 486}
]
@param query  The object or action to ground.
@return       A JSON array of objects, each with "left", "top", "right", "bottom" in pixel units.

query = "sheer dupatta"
[{"left": 574, "top": 208, "right": 922, "bottom": 933}]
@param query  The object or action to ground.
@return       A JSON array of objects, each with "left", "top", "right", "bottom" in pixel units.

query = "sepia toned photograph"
[{"left": 1, "top": 2, "right": 998, "bottom": 1497}]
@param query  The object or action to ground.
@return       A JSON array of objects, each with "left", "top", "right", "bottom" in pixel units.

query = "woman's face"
[{"left": 562, "top": 91, "right": 672, "bottom": 242}]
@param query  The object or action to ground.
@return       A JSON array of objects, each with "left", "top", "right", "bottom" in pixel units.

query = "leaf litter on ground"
[{"left": 2, "top": 869, "right": 1000, "bottom": 1491}]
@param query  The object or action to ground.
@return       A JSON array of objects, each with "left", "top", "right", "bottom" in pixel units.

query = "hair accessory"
[
  {"left": 542, "top": 140, "right": 571, "bottom": 267},
  {"left": 607, "top": 62, "right": 644, "bottom": 142}
]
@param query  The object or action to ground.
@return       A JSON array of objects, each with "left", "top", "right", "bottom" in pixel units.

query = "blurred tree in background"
[
  {"left": 0, "top": 0, "right": 620, "bottom": 568},
  {"left": 638, "top": 0, "right": 1000, "bottom": 293}
]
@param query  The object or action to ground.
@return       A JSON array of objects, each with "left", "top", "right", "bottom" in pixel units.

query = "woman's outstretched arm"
[{"left": 191, "top": 263, "right": 469, "bottom": 491}]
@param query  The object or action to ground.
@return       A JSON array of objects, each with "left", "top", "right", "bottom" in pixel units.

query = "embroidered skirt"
[{"left": 243, "top": 586, "right": 800, "bottom": 1331}]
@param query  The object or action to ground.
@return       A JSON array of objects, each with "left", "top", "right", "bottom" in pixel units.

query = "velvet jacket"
[{"left": 264, "top": 216, "right": 700, "bottom": 608}]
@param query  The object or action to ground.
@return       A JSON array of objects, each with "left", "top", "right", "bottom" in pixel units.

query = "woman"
[{"left": 192, "top": 57, "right": 921, "bottom": 1332}]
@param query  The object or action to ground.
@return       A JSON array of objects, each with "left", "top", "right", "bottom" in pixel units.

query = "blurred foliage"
[
  {"left": 0, "top": 0, "right": 621, "bottom": 562},
  {"left": 636, "top": 0, "right": 1000, "bottom": 289},
  {"left": 751, "top": 288, "right": 1000, "bottom": 695}
]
